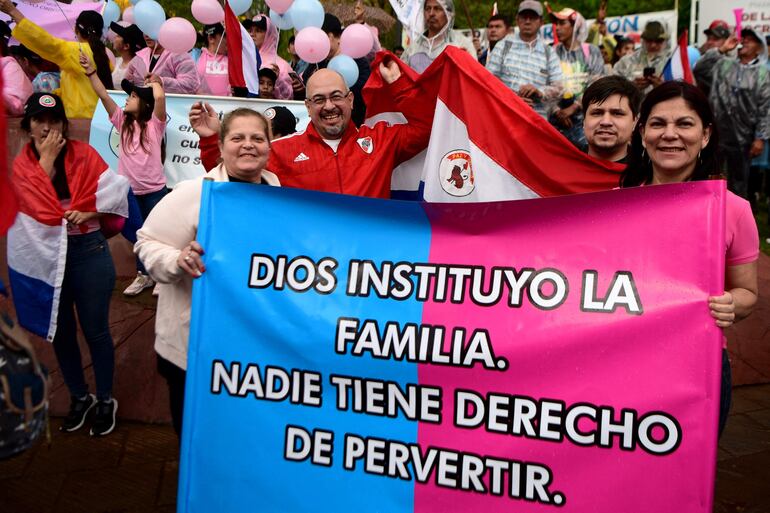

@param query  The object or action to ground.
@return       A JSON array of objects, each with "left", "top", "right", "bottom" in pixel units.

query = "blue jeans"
[
  {"left": 53, "top": 231, "right": 116, "bottom": 402},
  {"left": 135, "top": 187, "right": 168, "bottom": 275}
]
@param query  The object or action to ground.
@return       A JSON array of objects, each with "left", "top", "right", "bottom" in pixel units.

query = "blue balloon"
[
  {"left": 287, "top": 0, "right": 324, "bottom": 31},
  {"left": 687, "top": 45, "right": 701, "bottom": 68},
  {"left": 103, "top": 1, "right": 121, "bottom": 27},
  {"left": 328, "top": 55, "right": 359, "bottom": 88},
  {"left": 134, "top": 0, "right": 166, "bottom": 40},
  {"left": 269, "top": 9, "right": 293, "bottom": 30},
  {"left": 130, "top": 0, "right": 140, "bottom": 4},
  {"left": 229, "top": 0, "right": 252, "bottom": 16}
]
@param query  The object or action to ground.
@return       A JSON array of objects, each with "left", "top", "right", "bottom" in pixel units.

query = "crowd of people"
[{"left": 0, "top": 0, "right": 765, "bottom": 442}]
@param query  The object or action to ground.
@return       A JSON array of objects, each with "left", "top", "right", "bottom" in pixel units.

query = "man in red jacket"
[{"left": 190, "top": 59, "right": 430, "bottom": 198}]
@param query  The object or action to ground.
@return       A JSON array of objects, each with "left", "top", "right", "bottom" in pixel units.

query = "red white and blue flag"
[
  {"left": 7, "top": 141, "right": 128, "bottom": 341},
  {"left": 363, "top": 47, "right": 625, "bottom": 202},
  {"left": 662, "top": 31, "right": 694, "bottom": 84},
  {"left": 225, "top": 1, "right": 260, "bottom": 96}
]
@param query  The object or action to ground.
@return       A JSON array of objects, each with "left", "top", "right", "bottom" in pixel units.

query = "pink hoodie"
[
  {"left": 255, "top": 15, "right": 294, "bottom": 100},
  {"left": 125, "top": 47, "right": 203, "bottom": 94},
  {"left": 2, "top": 56, "right": 33, "bottom": 116}
]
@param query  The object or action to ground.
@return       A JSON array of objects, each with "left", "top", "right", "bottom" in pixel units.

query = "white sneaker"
[{"left": 123, "top": 273, "right": 155, "bottom": 296}]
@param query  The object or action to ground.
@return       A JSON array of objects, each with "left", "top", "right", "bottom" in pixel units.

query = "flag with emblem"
[{"left": 363, "top": 47, "right": 625, "bottom": 201}]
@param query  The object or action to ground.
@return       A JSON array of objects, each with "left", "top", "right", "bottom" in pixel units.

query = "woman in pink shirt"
[
  {"left": 0, "top": 21, "right": 32, "bottom": 115},
  {"left": 620, "top": 81, "right": 759, "bottom": 437},
  {"left": 197, "top": 23, "right": 230, "bottom": 97},
  {"left": 82, "top": 54, "right": 168, "bottom": 296}
]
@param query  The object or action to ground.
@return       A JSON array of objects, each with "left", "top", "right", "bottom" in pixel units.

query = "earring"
[{"left": 697, "top": 150, "right": 702, "bottom": 164}]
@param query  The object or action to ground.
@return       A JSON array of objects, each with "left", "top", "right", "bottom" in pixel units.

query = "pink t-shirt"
[
  {"left": 725, "top": 191, "right": 759, "bottom": 266},
  {"left": 110, "top": 108, "right": 167, "bottom": 195},
  {"left": 197, "top": 49, "right": 230, "bottom": 97}
]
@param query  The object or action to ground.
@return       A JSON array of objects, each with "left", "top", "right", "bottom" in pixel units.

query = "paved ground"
[{"left": 1, "top": 383, "right": 769, "bottom": 513}]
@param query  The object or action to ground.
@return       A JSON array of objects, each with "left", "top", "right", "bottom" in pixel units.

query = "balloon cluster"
[
  {"left": 111, "top": 0, "right": 376, "bottom": 86},
  {"left": 264, "top": 0, "right": 375, "bottom": 87}
]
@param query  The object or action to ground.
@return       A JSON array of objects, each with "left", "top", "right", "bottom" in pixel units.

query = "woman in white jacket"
[{"left": 135, "top": 107, "right": 280, "bottom": 436}]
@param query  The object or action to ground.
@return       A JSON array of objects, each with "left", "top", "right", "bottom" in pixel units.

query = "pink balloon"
[
  {"left": 266, "top": 0, "right": 293, "bottom": 15},
  {"left": 295, "top": 27, "right": 330, "bottom": 64},
  {"left": 340, "top": 23, "right": 374, "bottom": 59},
  {"left": 191, "top": 0, "right": 224, "bottom": 25},
  {"left": 122, "top": 6, "right": 135, "bottom": 24},
  {"left": 158, "top": 17, "right": 198, "bottom": 54}
]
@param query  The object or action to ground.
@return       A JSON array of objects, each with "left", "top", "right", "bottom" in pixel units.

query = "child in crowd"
[
  {"left": 109, "top": 22, "right": 146, "bottom": 85},
  {"left": 259, "top": 66, "right": 277, "bottom": 99},
  {"left": 81, "top": 53, "right": 168, "bottom": 296}
]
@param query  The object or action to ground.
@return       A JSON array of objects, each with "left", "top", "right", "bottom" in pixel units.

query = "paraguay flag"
[
  {"left": 7, "top": 141, "right": 128, "bottom": 341},
  {"left": 662, "top": 31, "right": 694, "bottom": 84},
  {"left": 225, "top": 0, "right": 260, "bottom": 96},
  {"left": 363, "top": 47, "right": 625, "bottom": 202}
]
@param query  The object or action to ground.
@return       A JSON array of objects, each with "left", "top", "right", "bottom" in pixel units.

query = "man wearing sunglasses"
[{"left": 192, "top": 60, "right": 431, "bottom": 199}]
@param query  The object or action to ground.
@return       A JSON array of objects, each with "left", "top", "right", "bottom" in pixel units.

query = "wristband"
[{"left": 86, "top": 70, "right": 96, "bottom": 77}]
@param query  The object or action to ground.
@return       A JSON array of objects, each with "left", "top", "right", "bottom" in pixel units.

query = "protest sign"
[
  {"left": 692, "top": 0, "right": 770, "bottom": 46},
  {"left": 179, "top": 180, "right": 725, "bottom": 512},
  {"left": 89, "top": 92, "right": 309, "bottom": 188},
  {"left": 0, "top": 0, "right": 104, "bottom": 43}
]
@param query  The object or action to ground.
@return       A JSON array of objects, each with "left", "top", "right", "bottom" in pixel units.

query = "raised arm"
[
  {"left": 379, "top": 59, "right": 432, "bottom": 164},
  {"left": 80, "top": 52, "right": 118, "bottom": 117},
  {"left": 145, "top": 74, "right": 167, "bottom": 122},
  {"left": 1, "top": 0, "right": 71, "bottom": 70}
]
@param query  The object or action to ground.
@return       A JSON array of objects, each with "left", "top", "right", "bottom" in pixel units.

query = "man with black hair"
[
  {"left": 477, "top": 14, "right": 509, "bottom": 66},
  {"left": 581, "top": 75, "right": 641, "bottom": 164}
]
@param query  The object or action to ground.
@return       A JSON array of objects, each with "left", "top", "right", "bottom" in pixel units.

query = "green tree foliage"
[{"left": 449, "top": 0, "right": 690, "bottom": 36}]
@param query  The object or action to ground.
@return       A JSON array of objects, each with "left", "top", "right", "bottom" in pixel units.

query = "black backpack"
[{"left": 0, "top": 309, "right": 49, "bottom": 460}]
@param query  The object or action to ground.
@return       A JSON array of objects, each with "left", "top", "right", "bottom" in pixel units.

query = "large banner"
[
  {"left": 89, "top": 92, "right": 309, "bottom": 188},
  {"left": 179, "top": 181, "right": 726, "bottom": 512},
  {"left": 691, "top": 0, "right": 770, "bottom": 46},
  {"left": 0, "top": 0, "right": 104, "bottom": 43}
]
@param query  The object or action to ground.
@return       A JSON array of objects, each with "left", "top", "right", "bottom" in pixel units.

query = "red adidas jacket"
[{"left": 199, "top": 75, "right": 430, "bottom": 198}]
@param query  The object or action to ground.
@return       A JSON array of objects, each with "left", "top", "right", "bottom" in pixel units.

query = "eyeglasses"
[{"left": 307, "top": 92, "right": 350, "bottom": 107}]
